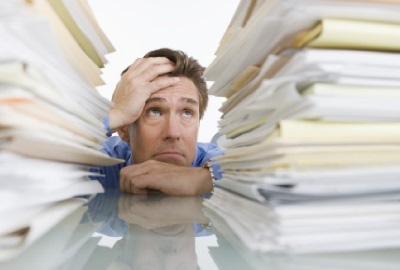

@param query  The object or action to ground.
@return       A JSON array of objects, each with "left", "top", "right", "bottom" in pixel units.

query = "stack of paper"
[
  {"left": 0, "top": 0, "right": 122, "bottom": 263},
  {"left": 206, "top": 204, "right": 400, "bottom": 270},
  {"left": 0, "top": 199, "right": 88, "bottom": 269},
  {"left": 50, "top": 222, "right": 102, "bottom": 270},
  {"left": 204, "top": 0, "right": 400, "bottom": 253}
]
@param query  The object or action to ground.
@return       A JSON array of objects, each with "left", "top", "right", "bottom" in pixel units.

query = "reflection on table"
[
  {"left": 1, "top": 189, "right": 399, "bottom": 270},
  {"left": 205, "top": 207, "right": 400, "bottom": 270},
  {"left": 81, "top": 190, "right": 211, "bottom": 270}
]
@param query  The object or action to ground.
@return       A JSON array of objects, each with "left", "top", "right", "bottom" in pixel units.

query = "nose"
[{"left": 162, "top": 114, "right": 181, "bottom": 141}]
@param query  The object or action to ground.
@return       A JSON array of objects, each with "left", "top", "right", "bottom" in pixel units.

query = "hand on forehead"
[{"left": 148, "top": 77, "right": 198, "bottom": 100}]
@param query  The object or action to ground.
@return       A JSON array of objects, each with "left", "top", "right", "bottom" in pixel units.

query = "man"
[{"left": 93, "top": 48, "right": 222, "bottom": 195}]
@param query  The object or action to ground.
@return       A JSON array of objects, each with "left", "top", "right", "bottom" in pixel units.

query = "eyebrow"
[{"left": 146, "top": 97, "right": 199, "bottom": 106}]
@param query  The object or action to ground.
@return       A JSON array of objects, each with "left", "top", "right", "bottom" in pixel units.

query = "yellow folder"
[
  {"left": 295, "top": 18, "right": 400, "bottom": 51},
  {"left": 269, "top": 120, "right": 400, "bottom": 143},
  {"left": 47, "top": 0, "right": 104, "bottom": 68}
]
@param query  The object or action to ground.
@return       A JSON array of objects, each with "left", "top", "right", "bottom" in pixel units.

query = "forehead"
[{"left": 150, "top": 77, "right": 199, "bottom": 102}]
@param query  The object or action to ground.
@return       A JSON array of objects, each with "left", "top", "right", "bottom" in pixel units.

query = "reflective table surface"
[{"left": 3, "top": 189, "right": 400, "bottom": 270}]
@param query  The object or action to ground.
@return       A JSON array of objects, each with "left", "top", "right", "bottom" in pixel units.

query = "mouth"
[
  {"left": 155, "top": 151, "right": 184, "bottom": 158},
  {"left": 154, "top": 151, "right": 186, "bottom": 164}
]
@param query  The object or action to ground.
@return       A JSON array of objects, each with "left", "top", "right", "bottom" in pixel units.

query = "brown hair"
[{"left": 122, "top": 48, "right": 208, "bottom": 119}]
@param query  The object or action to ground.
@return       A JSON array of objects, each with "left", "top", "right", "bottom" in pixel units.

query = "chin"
[{"left": 153, "top": 156, "right": 189, "bottom": 167}]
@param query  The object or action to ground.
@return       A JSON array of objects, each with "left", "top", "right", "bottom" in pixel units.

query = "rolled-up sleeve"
[{"left": 193, "top": 143, "right": 224, "bottom": 180}]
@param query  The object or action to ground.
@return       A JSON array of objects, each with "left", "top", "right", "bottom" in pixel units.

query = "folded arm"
[{"left": 119, "top": 160, "right": 214, "bottom": 196}]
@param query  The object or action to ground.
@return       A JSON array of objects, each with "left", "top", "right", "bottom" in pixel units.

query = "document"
[
  {"left": 295, "top": 18, "right": 400, "bottom": 51},
  {"left": 0, "top": 199, "right": 87, "bottom": 262},
  {"left": 0, "top": 2, "right": 117, "bottom": 263},
  {"left": 48, "top": 0, "right": 105, "bottom": 68},
  {"left": 206, "top": 0, "right": 400, "bottom": 97},
  {"left": 205, "top": 188, "right": 400, "bottom": 253},
  {"left": 204, "top": 0, "right": 400, "bottom": 254},
  {"left": 62, "top": 0, "right": 115, "bottom": 58}
]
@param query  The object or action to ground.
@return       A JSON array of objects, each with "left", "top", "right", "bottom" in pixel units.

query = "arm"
[
  {"left": 95, "top": 57, "right": 178, "bottom": 187},
  {"left": 119, "top": 143, "right": 224, "bottom": 196},
  {"left": 119, "top": 160, "right": 214, "bottom": 196},
  {"left": 108, "top": 56, "right": 222, "bottom": 196}
]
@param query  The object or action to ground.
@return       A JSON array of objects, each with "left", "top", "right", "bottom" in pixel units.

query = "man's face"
[{"left": 128, "top": 77, "right": 200, "bottom": 166}]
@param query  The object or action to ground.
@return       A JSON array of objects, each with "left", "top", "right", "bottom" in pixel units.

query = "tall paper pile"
[
  {"left": 0, "top": 0, "right": 122, "bottom": 262},
  {"left": 204, "top": 0, "right": 400, "bottom": 253}
]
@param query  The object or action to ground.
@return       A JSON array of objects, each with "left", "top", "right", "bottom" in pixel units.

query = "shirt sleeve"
[
  {"left": 193, "top": 143, "right": 224, "bottom": 180},
  {"left": 103, "top": 115, "right": 113, "bottom": 137},
  {"left": 89, "top": 136, "right": 130, "bottom": 189}
]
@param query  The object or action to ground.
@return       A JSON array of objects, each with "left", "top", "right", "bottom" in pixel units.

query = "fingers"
[
  {"left": 120, "top": 175, "right": 148, "bottom": 195},
  {"left": 129, "top": 57, "right": 171, "bottom": 72},
  {"left": 120, "top": 164, "right": 152, "bottom": 194},
  {"left": 119, "top": 161, "right": 168, "bottom": 194},
  {"left": 125, "top": 57, "right": 175, "bottom": 83},
  {"left": 139, "top": 63, "right": 176, "bottom": 83},
  {"left": 109, "top": 56, "right": 181, "bottom": 130},
  {"left": 129, "top": 181, "right": 148, "bottom": 195},
  {"left": 119, "top": 161, "right": 194, "bottom": 195},
  {"left": 119, "top": 56, "right": 180, "bottom": 101},
  {"left": 148, "top": 76, "right": 180, "bottom": 93}
]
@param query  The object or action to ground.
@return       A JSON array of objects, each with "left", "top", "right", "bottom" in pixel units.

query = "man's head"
[
  {"left": 118, "top": 48, "right": 208, "bottom": 167},
  {"left": 120, "top": 48, "right": 208, "bottom": 118}
]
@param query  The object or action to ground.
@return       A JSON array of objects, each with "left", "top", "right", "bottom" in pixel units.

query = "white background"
[{"left": 87, "top": 0, "right": 240, "bottom": 142}]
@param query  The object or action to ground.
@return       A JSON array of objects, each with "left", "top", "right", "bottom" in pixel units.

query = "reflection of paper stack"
[
  {"left": 0, "top": 0, "right": 122, "bottom": 263},
  {"left": 0, "top": 199, "right": 87, "bottom": 269},
  {"left": 205, "top": 0, "right": 400, "bottom": 253},
  {"left": 51, "top": 222, "right": 102, "bottom": 270},
  {"left": 205, "top": 205, "right": 400, "bottom": 270},
  {"left": 205, "top": 188, "right": 400, "bottom": 254}
]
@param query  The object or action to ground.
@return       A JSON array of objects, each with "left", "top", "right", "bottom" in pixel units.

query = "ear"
[{"left": 117, "top": 125, "right": 130, "bottom": 144}]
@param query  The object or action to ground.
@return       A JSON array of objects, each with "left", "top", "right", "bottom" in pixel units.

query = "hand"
[
  {"left": 109, "top": 57, "right": 180, "bottom": 132},
  {"left": 119, "top": 160, "right": 213, "bottom": 196}
]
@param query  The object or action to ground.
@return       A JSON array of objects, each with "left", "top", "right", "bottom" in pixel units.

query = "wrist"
[
  {"left": 200, "top": 161, "right": 215, "bottom": 193},
  {"left": 109, "top": 108, "right": 132, "bottom": 132},
  {"left": 202, "top": 161, "right": 216, "bottom": 183},
  {"left": 191, "top": 166, "right": 214, "bottom": 195}
]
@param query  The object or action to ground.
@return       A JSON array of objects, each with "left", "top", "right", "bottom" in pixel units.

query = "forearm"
[
  {"left": 191, "top": 167, "right": 214, "bottom": 195},
  {"left": 119, "top": 161, "right": 214, "bottom": 196},
  {"left": 158, "top": 167, "right": 214, "bottom": 196},
  {"left": 145, "top": 167, "right": 213, "bottom": 196},
  {"left": 109, "top": 108, "right": 139, "bottom": 133},
  {"left": 108, "top": 108, "right": 122, "bottom": 133}
]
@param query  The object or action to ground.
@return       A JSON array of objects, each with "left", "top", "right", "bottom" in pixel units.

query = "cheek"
[
  {"left": 183, "top": 125, "right": 199, "bottom": 154},
  {"left": 129, "top": 124, "right": 157, "bottom": 149},
  {"left": 183, "top": 120, "right": 199, "bottom": 137}
]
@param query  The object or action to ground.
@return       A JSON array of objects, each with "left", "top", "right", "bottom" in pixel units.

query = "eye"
[
  {"left": 147, "top": 108, "right": 161, "bottom": 116},
  {"left": 183, "top": 109, "right": 193, "bottom": 118}
]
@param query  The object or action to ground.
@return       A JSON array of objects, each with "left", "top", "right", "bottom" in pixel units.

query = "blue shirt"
[{"left": 90, "top": 136, "right": 223, "bottom": 189}]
